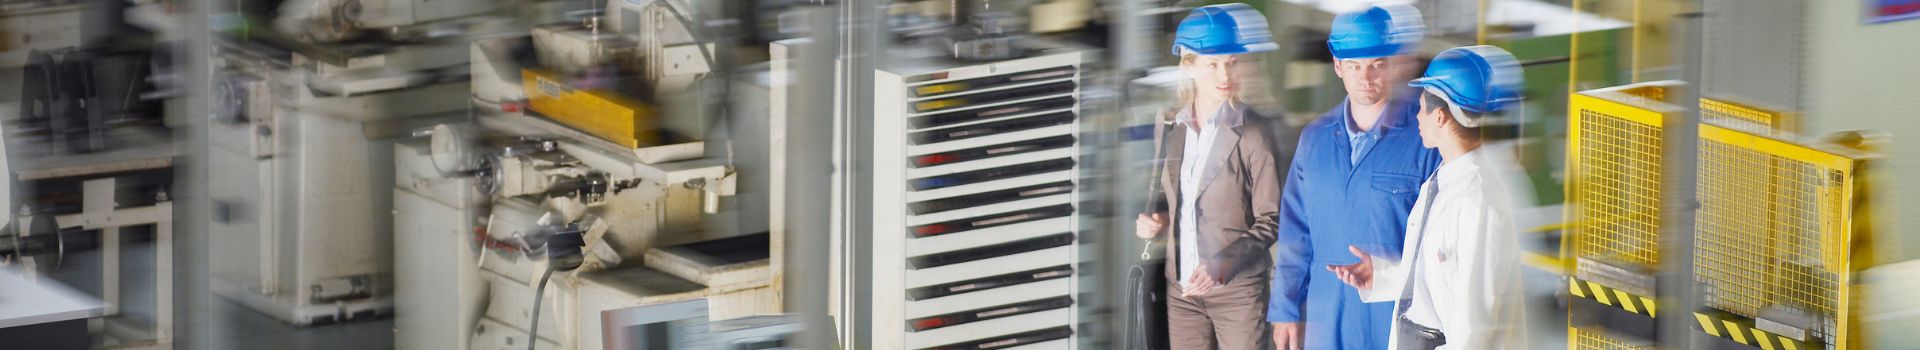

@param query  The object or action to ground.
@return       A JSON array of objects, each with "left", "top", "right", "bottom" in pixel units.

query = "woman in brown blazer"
[{"left": 1134, "top": 4, "right": 1285, "bottom": 349}]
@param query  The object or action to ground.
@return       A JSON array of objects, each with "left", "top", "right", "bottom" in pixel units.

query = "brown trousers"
[{"left": 1167, "top": 269, "right": 1273, "bottom": 350}]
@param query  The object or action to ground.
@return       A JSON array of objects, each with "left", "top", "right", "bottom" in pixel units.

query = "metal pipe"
[
  {"left": 1632, "top": 0, "right": 1644, "bottom": 83},
  {"left": 833, "top": 0, "right": 881, "bottom": 346},
  {"left": 1477, "top": 0, "right": 1489, "bottom": 45},
  {"left": 1657, "top": 7, "right": 1707, "bottom": 350},
  {"left": 175, "top": 0, "right": 218, "bottom": 342},
  {"left": 1569, "top": 0, "right": 1582, "bottom": 92}
]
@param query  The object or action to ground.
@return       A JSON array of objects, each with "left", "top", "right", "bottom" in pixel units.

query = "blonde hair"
[
  {"left": 1176, "top": 51, "right": 1200, "bottom": 110},
  {"left": 1175, "top": 49, "right": 1252, "bottom": 115}
]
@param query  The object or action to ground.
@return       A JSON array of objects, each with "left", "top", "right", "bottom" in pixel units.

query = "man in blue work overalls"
[{"left": 1267, "top": 4, "right": 1442, "bottom": 350}]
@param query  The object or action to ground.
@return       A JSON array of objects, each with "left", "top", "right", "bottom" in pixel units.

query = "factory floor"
[
  {"left": 26, "top": 235, "right": 394, "bottom": 349},
  {"left": 208, "top": 297, "right": 394, "bottom": 350}
]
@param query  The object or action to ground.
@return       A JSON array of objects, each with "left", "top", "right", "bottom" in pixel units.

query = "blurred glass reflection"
[{"left": 0, "top": 0, "right": 1914, "bottom": 349}]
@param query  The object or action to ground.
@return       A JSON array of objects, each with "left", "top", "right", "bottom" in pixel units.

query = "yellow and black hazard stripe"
[
  {"left": 1568, "top": 277, "right": 1659, "bottom": 317},
  {"left": 1692, "top": 312, "right": 1815, "bottom": 350},
  {"left": 1567, "top": 278, "right": 1821, "bottom": 350}
]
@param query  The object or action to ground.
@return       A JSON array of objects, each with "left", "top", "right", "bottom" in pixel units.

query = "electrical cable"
[
  {"left": 526, "top": 268, "right": 554, "bottom": 350},
  {"left": 524, "top": 223, "right": 583, "bottom": 350}
]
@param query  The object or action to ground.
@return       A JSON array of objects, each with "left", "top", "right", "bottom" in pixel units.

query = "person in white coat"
[{"left": 1325, "top": 45, "right": 1528, "bottom": 350}]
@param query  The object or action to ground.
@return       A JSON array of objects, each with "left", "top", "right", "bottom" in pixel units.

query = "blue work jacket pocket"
[
  {"left": 1368, "top": 173, "right": 1422, "bottom": 195},
  {"left": 1362, "top": 173, "right": 1423, "bottom": 258}
]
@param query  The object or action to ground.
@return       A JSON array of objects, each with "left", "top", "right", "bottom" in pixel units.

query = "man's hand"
[
  {"left": 1328, "top": 245, "right": 1374, "bottom": 290},
  {"left": 1271, "top": 322, "right": 1303, "bottom": 350},
  {"left": 1135, "top": 213, "right": 1168, "bottom": 239},
  {"left": 1180, "top": 264, "right": 1220, "bottom": 297}
]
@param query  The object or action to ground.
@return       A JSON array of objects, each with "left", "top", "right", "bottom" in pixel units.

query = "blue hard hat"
[
  {"left": 1409, "top": 45, "right": 1525, "bottom": 120},
  {"left": 1327, "top": 4, "right": 1424, "bottom": 59},
  {"left": 1171, "top": 4, "right": 1279, "bottom": 56}
]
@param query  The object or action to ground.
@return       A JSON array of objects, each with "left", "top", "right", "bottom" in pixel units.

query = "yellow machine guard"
[{"left": 522, "top": 69, "right": 659, "bottom": 148}]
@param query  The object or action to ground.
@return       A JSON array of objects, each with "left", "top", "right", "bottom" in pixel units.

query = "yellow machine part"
[
  {"left": 1565, "top": 86, "right": 1671, "bottom": 277},
  {"left": 1695, "top": 123, "right": 1862, "bottom": 347},
  {"left": 1701, "top": 97, "right": 1792, "bottom": 134},
  {"left": 1618, "top": 84, "right": 1668, "bottom": 101},
  {"left": 1570, "top": 326, "right": 1653, "bottom": 350},
  {"left": 522, "top": 69, "right": 659, "bottom": 148}
]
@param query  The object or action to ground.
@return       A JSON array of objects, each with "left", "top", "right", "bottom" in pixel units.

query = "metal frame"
[{"left": 48, "top": 177, "right": 175, "bottom": 349}]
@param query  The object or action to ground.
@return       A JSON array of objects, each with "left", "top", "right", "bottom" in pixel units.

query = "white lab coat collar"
[{"left": 1432, "top": 148, "right": 1488, "bottom": 192}]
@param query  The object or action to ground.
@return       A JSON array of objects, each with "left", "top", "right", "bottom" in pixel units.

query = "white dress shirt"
[
  {"left": 1176, "top": 102, "right": 1240, "bottom": 287},
  {"left": 1360, "top": 149, "right": 1528, "bottom": 350}
]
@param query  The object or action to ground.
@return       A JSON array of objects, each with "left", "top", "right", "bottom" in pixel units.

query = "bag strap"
[{"left": 1141, "top": 107, "right": 1178, "bottom": 260}]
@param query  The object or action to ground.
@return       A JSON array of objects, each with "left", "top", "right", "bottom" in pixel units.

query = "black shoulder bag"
[{"left": 1124, "top": 116, "right": 1174, "bottom": 350}]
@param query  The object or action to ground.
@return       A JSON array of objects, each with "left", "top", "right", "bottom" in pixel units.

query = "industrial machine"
[
  {"left": 389, "top": 0, "right": 784, "bottom": 348},
  {"left": 5, "top": 53, "right": 178, "bottom": 345},
  {"left": 2, "top": 82, "right": 177, "bottom": 348},
  {"left": 1561, "top": 81, "right": 1881, "bottom": 350},
  {"left": 272, "top": 0, "right": 501, "bottom": 43},
  {"left": 0, "top": 3, "right": 178, "bottom": 346},
  {"left": 3, "top": 0, "right": 181, "bottom": 154},
  {"left": 0, "top": 173, "right": 176, "bottom": 349},
  {"left": 14, "top": 49, "right": 167, "bottom": 155},
  {"left": 206, "top": 0, "right": 505, "bottom": 324},
  {"left": 394, "top": 127, "right": 765, "bottom": 349}
]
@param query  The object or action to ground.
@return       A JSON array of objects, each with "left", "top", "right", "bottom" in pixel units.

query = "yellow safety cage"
[
  {"left": 1565, "top": 81, "right": 1685, "bottom": 295},
  {"left": 1563, "top": 81, "right": 1875, "bottom": 350},
  {"left": 1695, "top": 123, "right": 1870, "bottom": 349}
]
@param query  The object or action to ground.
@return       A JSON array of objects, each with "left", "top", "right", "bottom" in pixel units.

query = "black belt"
[{"left": 1398, "top": 314, "right": 1447, "bottom": 349}]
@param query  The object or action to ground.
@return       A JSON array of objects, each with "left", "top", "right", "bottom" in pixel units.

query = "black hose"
[{"left": 526, "top": 268, "right": 555, "bottom": 350}]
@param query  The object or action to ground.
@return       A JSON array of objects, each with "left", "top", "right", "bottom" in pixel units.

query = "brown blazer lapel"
[{"left": 1194, "top": 125, "right": 1242, "bottom": 201}]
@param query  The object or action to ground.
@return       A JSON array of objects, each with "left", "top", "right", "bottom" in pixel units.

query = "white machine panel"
[
  {"left": 472, "top": 317, "right": 563, "bottom": 350},
  {"left": 481, "top": 272, "right": 567, "bottom": 342}
]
